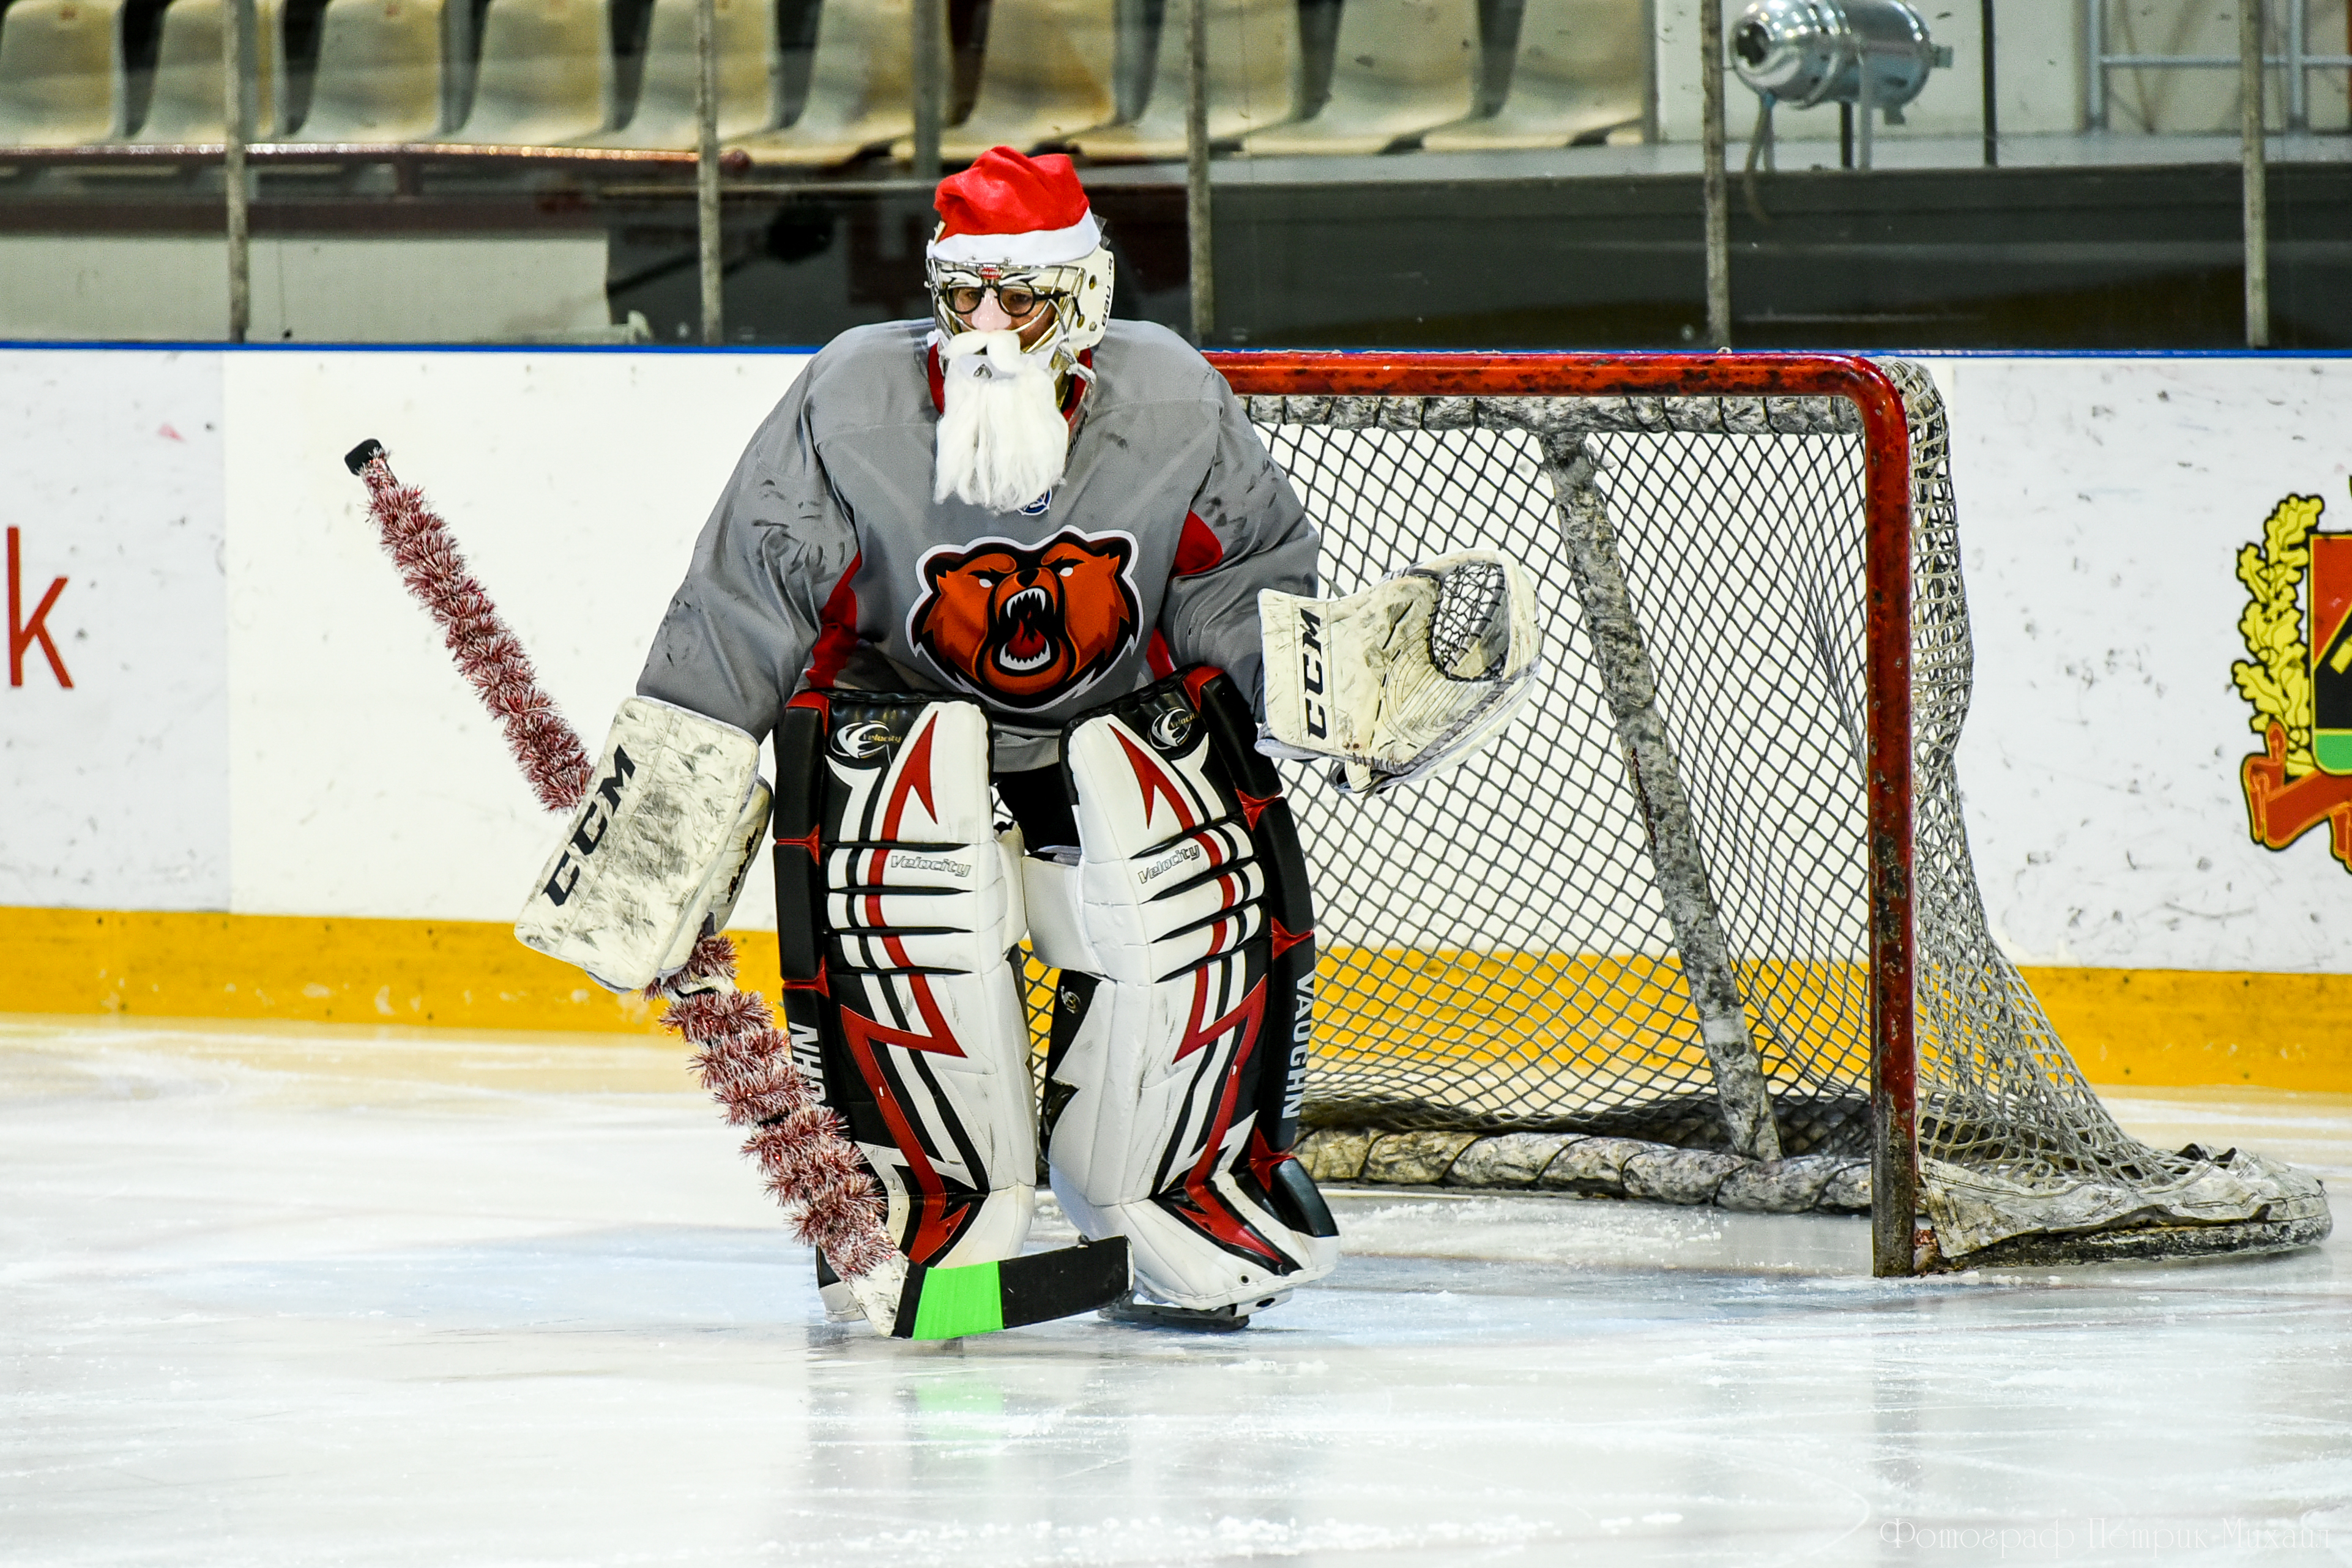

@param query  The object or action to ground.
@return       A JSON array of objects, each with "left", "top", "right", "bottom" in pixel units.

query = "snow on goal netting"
[{"left": 1204, "top": 355, "right": 2327, "bottom": 1274}]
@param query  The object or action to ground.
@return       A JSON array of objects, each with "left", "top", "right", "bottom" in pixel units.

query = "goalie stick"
[{"left": 340, "top": 437, "right": 1129, "bottom": 1337}]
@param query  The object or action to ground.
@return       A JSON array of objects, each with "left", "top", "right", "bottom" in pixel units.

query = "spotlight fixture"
[{"left": 1729, "top": 0, "right": 1952, "bottom": 172}]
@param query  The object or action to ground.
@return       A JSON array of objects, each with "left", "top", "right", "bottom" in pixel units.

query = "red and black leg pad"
[{"left": 771, "top": 689, "right": 1036, "bottom": 1270}]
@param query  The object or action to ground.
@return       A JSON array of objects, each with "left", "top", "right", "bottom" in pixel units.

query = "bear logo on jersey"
[{"left": 909, "top": 529, "right": 1141, "bottom": 710}]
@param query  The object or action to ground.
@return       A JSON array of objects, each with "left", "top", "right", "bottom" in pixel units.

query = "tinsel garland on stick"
[{"left": 351, "top": 447, "right": 896, "bottom": 1282}]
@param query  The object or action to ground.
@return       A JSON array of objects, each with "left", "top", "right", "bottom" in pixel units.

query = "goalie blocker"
[{"left": 515, "top": 696, "right": 773, "bottom": 992}]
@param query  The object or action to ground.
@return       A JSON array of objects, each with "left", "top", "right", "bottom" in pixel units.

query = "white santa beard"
[{"left": 933, "top": 329, "right": 1070, "bottom": 512}]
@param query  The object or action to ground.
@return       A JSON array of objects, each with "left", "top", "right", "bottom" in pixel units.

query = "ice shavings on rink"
[
  {"left": 5, "top": 1017, "right": 2351, "bottom": 1567},
  {"left": 748, "top": 1515, "right": 1579, "bottom": 1562}
]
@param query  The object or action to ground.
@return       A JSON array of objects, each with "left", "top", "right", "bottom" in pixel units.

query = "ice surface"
[{"left": 5, "top": 1017, "right": 2350, "bottom": 1567}]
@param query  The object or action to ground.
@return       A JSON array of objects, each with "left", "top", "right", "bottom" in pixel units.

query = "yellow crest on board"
[
  {"left": 2233, "top": 485, "right": 2352, "bottom": 871},
  {"left": 2230, "top": 493, "right": 2323, "bottom": 779}
]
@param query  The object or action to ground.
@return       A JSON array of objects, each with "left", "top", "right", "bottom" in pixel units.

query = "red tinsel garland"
[{"left": 354, "top": 451, "right": 895, "bottom": 1284}]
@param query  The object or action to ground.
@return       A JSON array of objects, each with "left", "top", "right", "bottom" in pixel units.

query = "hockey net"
[{"left": 1162, "top": 351, "right": 2331, "bottom": 1276}]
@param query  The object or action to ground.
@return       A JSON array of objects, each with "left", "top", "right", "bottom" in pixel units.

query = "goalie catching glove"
[
  {"left": 515, "top": 696, "right": 772, "bottom": 990},
  {"left": 1258, "top": 549, "right": 1544, "bottom": 795}
]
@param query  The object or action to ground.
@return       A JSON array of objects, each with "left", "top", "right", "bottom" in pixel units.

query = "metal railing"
[
  {"left": 0, "top": 0, "right": 769, "bottom": 344},
  {"left": 2089, "top": 0, "right": 2352, "bottom": 130}
]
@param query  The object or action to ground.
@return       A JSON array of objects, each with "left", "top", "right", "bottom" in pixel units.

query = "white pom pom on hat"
[{"left": 928, "top": 146, "right": 1103, "bottom": 267}]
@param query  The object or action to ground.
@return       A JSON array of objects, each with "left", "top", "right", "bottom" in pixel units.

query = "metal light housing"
[{"left": 1730, "top": 0, "right": 1947, "bottom": 114}]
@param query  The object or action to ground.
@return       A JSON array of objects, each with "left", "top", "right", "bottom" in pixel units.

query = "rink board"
[
  {"left": 6, "top": 903, "right": 2351, "bottom": 1092},
  {"left": 4, "top": 346, "right": 2352, "bottom": 1085}
]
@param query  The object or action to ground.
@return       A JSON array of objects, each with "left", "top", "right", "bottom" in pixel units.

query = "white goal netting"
[{"left": 1223, "top": 361, "right": 2329, "bottom": 1270}]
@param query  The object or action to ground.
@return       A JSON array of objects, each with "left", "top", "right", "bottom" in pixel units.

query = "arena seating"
[
  {"left": 1067, "top": 0, "right": 1296, "bottom": 161},
  {"left": 0, "top": 0, "right": 129, "bottom": 146},
  {"left": 0, "top": 0, "right": 1650, "bottom": 156},
  {"left": 1240, "top": 0, "right": 1477, "bottom": 155},
  {"left": 912, "top": 0, "right": 1117, "bottom": 161},
  {"left": 443, "top": 0, "right": 615, "bottom": 144},
  {"left": 730, "top": 0, "right": 906, "bottom": 165},
  {"left": 1421, "top": 0, "right": 1639, "bottom": 150},
  {"left": 588, "top": 0, "right": 780, "bottom": 147},
  {"left": 288, "top": 0, "right": 445, "bottom": 142},
  {"left": 133, "top": 0, "right": 283, "bottom": 141}
]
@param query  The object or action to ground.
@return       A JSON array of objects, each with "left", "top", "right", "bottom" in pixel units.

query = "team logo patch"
[
  {"left": 1148, "top": 707, "right": 1196, "bottom": 752},
  {"left": 908, "top": 528, "right": 1141, "bottom": 710},
  {"left": 831, "top": 721, "right": 898, "bottom": 761},
  {"left": 2231, "top": 485, "right": 2352, "bottom": 872}
]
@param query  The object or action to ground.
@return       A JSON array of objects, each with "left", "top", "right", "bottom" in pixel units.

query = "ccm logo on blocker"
[
  {"left": 541, "top": 749, "right": 635, "bottom": 905},
  {"left": 1297, "top": 608, "right": 1327, "bottom": 740}
]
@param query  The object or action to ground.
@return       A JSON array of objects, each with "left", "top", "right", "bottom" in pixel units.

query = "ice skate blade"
[
  {"left": 814, "top": 1254, "right": 863, "bottom": 1323},
  {"left": 1098, "top": 1291, "right": 1287, "bottom": 1332}
]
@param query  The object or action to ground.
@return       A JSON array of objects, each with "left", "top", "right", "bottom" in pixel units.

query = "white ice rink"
[{"left": 6, "top": 1017, "right": 2350, "bottom": 1567}]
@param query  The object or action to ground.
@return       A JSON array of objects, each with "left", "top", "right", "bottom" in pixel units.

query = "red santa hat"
[{"left": 928, "top": 147, "right": 1103, "bottom": 267}]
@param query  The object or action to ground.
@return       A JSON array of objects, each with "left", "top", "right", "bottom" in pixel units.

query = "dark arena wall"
[
  {"left": 599, "top": 160, "right": 2352, "bottom": 351},
  {"left": 6, "top": 158, "right": 2350, "bottom": 349}
]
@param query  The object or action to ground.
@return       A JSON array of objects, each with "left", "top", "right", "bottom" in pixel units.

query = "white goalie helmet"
[
  {"left": 927, "top": 248, "right": 1115, "bottom": 372},
  {"left": 925, "top": 147, "right": 1114, "bottom": 375}
]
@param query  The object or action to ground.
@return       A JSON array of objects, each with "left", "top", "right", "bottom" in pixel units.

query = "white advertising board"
[
  {"left": 2, "top": 345, "right": 2346, "bottom": 975},
  {"left": 1936, "top": 354, "right": 2352, "bottom": 972},
  {"left": 220, "top": 349, "right": 809, "bottom": 928},
  {"left": 0, "top": 349, "right": 230, "bottom": 910}
]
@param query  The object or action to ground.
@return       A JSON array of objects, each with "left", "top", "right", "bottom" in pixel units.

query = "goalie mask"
[{"left": 926, "top": 146, "right": 1114, "bottom": 377}]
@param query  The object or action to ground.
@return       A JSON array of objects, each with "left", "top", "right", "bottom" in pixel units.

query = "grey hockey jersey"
[{"left": 637, "top": 318, "right": 1317, "bottom": 771}]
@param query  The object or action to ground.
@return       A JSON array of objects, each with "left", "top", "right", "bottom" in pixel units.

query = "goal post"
[
  {"left": 1185, "top": 349, "right": 2326, "bottom": 1279},
  {"left": 1210, "top": 351, "right": 1921, "bottom": 1277}
]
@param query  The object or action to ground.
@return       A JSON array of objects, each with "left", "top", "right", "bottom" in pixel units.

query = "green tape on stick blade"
[{"left": 906, "top": 1260, "right": 1006, "bottom": 1339}]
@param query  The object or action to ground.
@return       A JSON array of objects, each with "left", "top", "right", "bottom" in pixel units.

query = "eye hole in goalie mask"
[
  {"left": 942, "top": 283, "right": 1049, "bottom": 319},
  {"left": 909, "top": 529, "right": 1141, "bottom": 710}
]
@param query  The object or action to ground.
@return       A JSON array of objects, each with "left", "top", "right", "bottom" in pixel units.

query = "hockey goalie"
[{"left": 518, "top": 148, "right": 1543, "bottom": 1328}]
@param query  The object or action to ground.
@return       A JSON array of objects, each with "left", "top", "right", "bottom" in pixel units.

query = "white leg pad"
[{"left": 1043, "top": 694, "right": 1335, "bottom": 1311}]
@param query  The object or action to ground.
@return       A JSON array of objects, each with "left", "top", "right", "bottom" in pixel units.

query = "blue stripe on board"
[{"left": 1, "top": 342, "right": 2349, "bottom": 360}]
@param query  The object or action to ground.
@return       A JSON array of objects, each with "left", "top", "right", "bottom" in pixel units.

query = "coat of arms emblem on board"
[{"left": 2231, "top": 484, "right": 2352, "bottom": 872}]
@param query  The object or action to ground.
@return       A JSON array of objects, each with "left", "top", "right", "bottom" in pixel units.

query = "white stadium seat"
[
  {"left": 730, "top": 0, "right": 910, "bottom": 165},
  {"left": 0, "top": 0, "right": 128, "bottom": 146},
  {"left": 1068, "top": 0, "right": 1297, "bottom": 161},
  {"left": 593, "top": 0, "right": 779, "bottom": 147},
  {"left": 1421, "top": 0, "right": 1641, "bottom": 152},
  {"left": 289, "top": 0, "right": 445, "bottom": 142},
  {"left": 445, "top": 0, "right": 614, "bottom": 145},
  {"left": 1241, "top": 0, "right": 1477, "bottom": 156},
  {"left": 917, "top": 0, "right": 1118, "bottom": 161},
  {"left": 133, "top": 0, "right": 283, "bottom": 142}
]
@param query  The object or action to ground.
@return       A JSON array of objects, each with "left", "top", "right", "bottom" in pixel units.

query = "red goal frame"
[{"left": 1204, "top": 351, "right": 1921, "bottom": 1277}]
